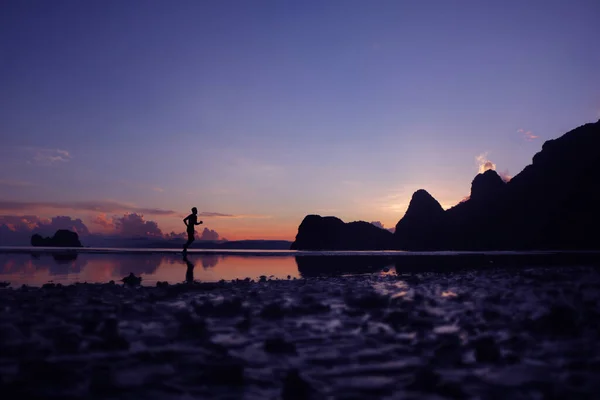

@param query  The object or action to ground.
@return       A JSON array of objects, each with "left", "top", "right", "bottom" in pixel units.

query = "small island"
[{"left": 31, "top": 229, "right": 83, "bottom": 247}]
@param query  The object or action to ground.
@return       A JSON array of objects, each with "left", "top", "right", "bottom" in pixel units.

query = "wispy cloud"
[
  {"left": 517, "top": 128, "right": 539, "bottom": 141},
  {"left": 198, "top": 211, "right": 271, "bottom": 219},
  {"left": 22, "top": 147, "right": 72, "bottom": 165},
  {"left": 0, "top": 199, "right": 177, "bottom": 216},
  {"left": 476, "top": 152, "right": 496, "bottom": 173},
  {"left": 0, "top": 179, "right": 36, "bottom": 188},
  {"left": 0, "top": 200, "right": 270, "bottom": 220},
  {"left": 198, "top": 212, "right": 234, "bottom": 217}
]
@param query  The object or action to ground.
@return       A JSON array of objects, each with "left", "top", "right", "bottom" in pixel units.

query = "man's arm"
[
  {"left": 195, "top": 220, "right": 203, "bottom": 225},
  {"left": 183, "top": 215, "right": 190, "bottom": 227}
]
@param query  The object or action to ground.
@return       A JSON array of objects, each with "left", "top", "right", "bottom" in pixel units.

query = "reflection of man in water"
[
  {"left": 183, "top": 207, "right": 203, "bottom": 253},
  {"left": 183, "top": 254, "right": 194, "bottom": 283}
]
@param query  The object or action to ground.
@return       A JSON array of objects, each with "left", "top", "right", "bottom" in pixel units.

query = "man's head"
[{"left": 191, "top": 207, "right": 197, "bottom": 214}]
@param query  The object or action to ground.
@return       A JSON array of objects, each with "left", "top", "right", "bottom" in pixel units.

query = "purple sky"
[{"left": 1, "top": 0, "right": 599, "bottom": 240}]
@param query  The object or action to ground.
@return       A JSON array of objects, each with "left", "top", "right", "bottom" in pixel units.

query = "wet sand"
[{"left": 1, "top": 265, "right": 600, "bottom": 399}]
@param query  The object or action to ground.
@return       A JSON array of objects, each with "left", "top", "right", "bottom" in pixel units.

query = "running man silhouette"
[{"left": 183, "top": 207, "right": 203, "bottom": 253}]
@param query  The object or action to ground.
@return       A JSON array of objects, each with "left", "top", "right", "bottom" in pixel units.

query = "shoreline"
[{"left": 1, "top": 267, "right": 599, "bottom": 398}]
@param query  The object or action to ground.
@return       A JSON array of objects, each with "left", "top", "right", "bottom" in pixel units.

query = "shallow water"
[
  {"left": 0, "top": 253, "right": 309, "bottom": 286},
  {"left": 2, "top": 249, "right": 600, "bottom": 287}
]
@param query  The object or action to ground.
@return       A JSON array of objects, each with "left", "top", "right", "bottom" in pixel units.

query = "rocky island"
[{"left": 31, "top": 229, "right": 83, "bottom": 247}]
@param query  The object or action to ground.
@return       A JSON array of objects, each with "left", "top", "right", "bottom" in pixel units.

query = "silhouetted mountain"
[
  {"left": 291, "top": 120, "right": 600, "bottom": 251},
  {"left": 470, "top": 169, "right": 506, "bottom": 202},
  {"left": 393, "top": 189, "right": 448, "bottom": 251},
  {"left": 291, "top": 215, "right": 394, "bottom": 250},
  {"left": 394, "top": 119, "right": 600, "bottom": 250},
  {"left": 31, "top": 229, "right": 82, "bottom": 247}
]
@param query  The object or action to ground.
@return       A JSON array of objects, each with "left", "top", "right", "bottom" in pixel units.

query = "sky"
[{"left": 1, "top": 0, "right": 599, "bottom": 241}]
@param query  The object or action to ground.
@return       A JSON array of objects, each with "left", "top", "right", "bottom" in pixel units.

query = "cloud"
[
  {"left": 0, "top": 199, "right": 177, "bottom": 216},
  {"left": 198, "top": 212, "right": 234, "bottom": 217},
  {"left": 0, "top": 179, "right": 35, "bottom": 188},
  {"left": 91, "top": 213, "right": 115, "bottom": 229},
  {"left": 22, "top": 147, "right": 72, "bottom": 165},
  {"left": 93, "top": 213, "right": 223, "bottom": 241},
  {"left": 0, "top": 212, "right": 226, "bottom": 245},
  {"left": 165, "top": 227, "right": 223, "bottom": 241},
  {"left": 371, "top": 221, "right": 395, "bottom": 234},
  {"left": 0, "top": 215, "right": 90, "bottom": 237},
  {"left": 0, "top": 215, "right": 46, "bottom": 232},
  {"left": 44, "top": 216, "right": 91, "bottom": 236},
  {"left": 518, "top": 128, "right": 539, "bottom": 141},
  {"left": 498, "top": 169, "right": 512, "bottom": 182},
  {"left": 198, "top": 227, "right": 220, "bottom": 241},
  {"left": 165, "top": 231, "right": 186, "bottom": 240},
  {"left": 476, "top": 153, "right": 496, "bottom": 174},
  {"left": 2, "top": 213, "right": 161, "bottom": 240},
  {"left": 196, "top": 211, "right": 271, "bottom": 219},
  {"left": 113, "top": 213, "right": 163, "bottom": 238},
  {"left": 475, "top": 153, "right": 511, "bottom": 182},
  {"left": 371, "top": 221, "right": 384, "bottom": 229}
]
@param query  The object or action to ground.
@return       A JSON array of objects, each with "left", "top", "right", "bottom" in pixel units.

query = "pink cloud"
[
  {"left": 113, "top": 213, "right": 163, "bottom": 238},
  {"left": 518, "top": 128, "right": 539, "bottom": 141},
  {"left": 0, "top": 215, "right": 90, "bottom": 236},
  {"left": 1, "top": 211, "right": 224, "bottom": 245},
  {"left": 199, "top": 227, "right": 220, "bottom": 241},
  {"left": 91, "top": 213, "right": 115, "bottom": 230},
  {"left": 0, "top": 199, "right": 176, "bottom": 216},
  {"left": 498, "top": 169, "right": 512, "bottom": 182},
  {"left": 16, "top": 147, "right": 72, "bottom": 165}
]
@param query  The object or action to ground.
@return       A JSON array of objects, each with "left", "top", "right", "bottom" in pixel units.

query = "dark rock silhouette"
[
  {"left": 290, "top": 215, "right": 394, "bottom": 250},
  {"left": 30, "top": 229, "right": 82, "bottom": 247},
  {"left": 121, "top": 272, "right": 142, "bottom": 286},
  {"left": 469, "top": 169, "right": 506, "bottom": 202},
  {"left": 393, "top": 119, "right": 600, "bottom": 250},
  {"left": 292, "top": 120, "right": 600, "bottom": 251},
  {"left": 394, "top": 189, "right": 448, "bottom": 251}
]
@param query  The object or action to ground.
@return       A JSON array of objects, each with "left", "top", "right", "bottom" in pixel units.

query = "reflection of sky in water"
[{"left": 0, "top": 253, "right": 303, "bottom": 286}]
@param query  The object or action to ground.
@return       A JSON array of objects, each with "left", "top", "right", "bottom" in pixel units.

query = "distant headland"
[{"left": 292, "top": 119, "right": 600, "bottom": 251}]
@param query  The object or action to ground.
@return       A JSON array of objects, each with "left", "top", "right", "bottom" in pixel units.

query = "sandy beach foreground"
[{"left": 1, "top": 266, "right": 600, "bottom": 399}]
